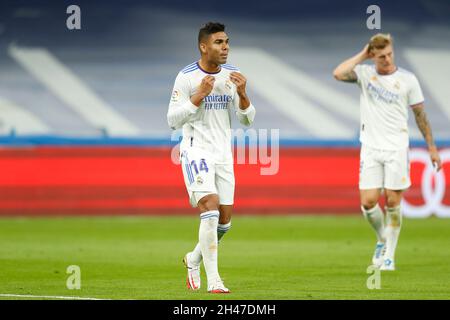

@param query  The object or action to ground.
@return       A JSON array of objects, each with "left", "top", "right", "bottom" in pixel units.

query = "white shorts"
[
  {"left": 180, "top": 147, "right": 235, "bottom": 208},
  {"left": 359, "top": 144, "right": 411, "bottom": 190}
]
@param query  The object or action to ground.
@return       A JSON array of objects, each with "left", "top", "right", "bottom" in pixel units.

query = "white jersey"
[
  {"left": 354, "top": 64, "right": 424, "bottom": 150},
  {"left": 167, "top": 61, "right": 256, "bottom": 164}
]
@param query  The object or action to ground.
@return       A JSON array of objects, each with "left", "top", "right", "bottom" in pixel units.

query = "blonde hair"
[{"left": 368, "top": 33, "right": 393, "bottom": 53}]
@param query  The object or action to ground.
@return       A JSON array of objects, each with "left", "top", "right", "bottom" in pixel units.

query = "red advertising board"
[{"left": 0, "top": 147, "right": 448, "bottom": 216}]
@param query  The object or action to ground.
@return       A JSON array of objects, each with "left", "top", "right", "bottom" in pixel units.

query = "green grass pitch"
[{"left": 0, "top": 215, "right": 449, "bottom": 300}]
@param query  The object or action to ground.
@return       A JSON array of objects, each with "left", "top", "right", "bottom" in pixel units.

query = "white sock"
[
  {"left": 361, "top": 204, "right": 385, "bottom": 242},
  {"left": 190, "top": 221, "right": 232, "bottom": 266},
  {"left": 384, "top": 205, "right": 402, "bottom": 261},
  {"left": 217, "top": 221, "right": 232, "bottom": 243},
  {"left": 191, "top": 243, "right": 202, "bottom": 266},
  {"left": 199, "top": 210, "right": 220, "bottom": 285}
]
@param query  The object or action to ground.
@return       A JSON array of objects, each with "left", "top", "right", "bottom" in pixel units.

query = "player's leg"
[
  {"left": 359, "top": 145, "right": 386, "bottom": 266},
  {"left": 191, "top": 165, "right": 234, "bottom": 251},
  {"left": 381, "top": 147, "right": 410, "bottom": 271},
  {"left": 180, "top": 149, "right": 220, "bottom": 291},
  {"left": 360, "top": 188, "right": 384, "bottom": 240},
  {"left": 202, "top": 163, "right": 234, "bottom": 293},
  {"left": 196, "top": 193, "right": 228, "bottom": 292},
  {"left": 216, "top": 163, "right": 235, "bottom": 242},
  {"left": 360, "top": 189, "right": 385, "bottom": 266},
  {"left": 186, "top": 205, "right": 232, "bottom": 266},
  {"left": 381, "top": 189, "right": 403, "bottom": 270},
  {"left": 218, "top": 205, "right": 232, "bottom": 242},
  {"left": 183, "top": 192, "right": 219, "bottom": 291}
]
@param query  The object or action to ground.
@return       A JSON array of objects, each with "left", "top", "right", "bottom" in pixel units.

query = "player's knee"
[
  {"left": 386, "top": 197, "right": 401, "bottom": 208},
  {"left": 385, "top": 189, "right": 403, "bottom": 207},
  {"left": 197, "top": 194, "right": 219, "bottom": 212},
  {"left": 361, "top": 198, "right": 378, "bottom": 211}
]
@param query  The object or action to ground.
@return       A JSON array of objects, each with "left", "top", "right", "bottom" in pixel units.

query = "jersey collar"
[
  {"left": 375, "top": 66, "right": 398, "bottom": 76},
  {"left": 197, "top": 62, "right": 221, "bottom": 75}
]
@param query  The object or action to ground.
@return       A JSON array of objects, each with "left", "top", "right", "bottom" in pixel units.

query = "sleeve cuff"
[
  {"left": 410, "top": 101, "right": 425, "bottom": 108},
  {"left": 185, "top": 101, "right": 199, "bottom": 113},
  {"left": 237, "top": 104, "right": 254, "bottom": 114}
]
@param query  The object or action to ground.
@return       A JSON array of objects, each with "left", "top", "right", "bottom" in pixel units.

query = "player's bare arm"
[
  {"left": 230, "top": 71, "right": 250, "bottom": 109},
  {"left": 412, "top": 103, "right": 442, "bottom": 171},
  {"left": 333, "top": 44, "right": 370, "bottom": 83},
  {"left": 191, "top": 75, "right": 215, "bottom": 106}
]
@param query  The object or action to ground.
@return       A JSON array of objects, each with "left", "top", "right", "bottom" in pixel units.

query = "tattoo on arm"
[
  {"left": 413, "top": 106, "right": 434, "bottom": 145},
  {"left": 341, "top": 70, "right": 358, "bottom": 83}
]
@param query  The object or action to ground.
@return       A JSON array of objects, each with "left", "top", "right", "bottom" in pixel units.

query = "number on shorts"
[
  {"left": 199, "top": 159, "right": 209, "bottom": 173},
  {"left": 190, "top": 159, "right": 209, "bottom": 175}
]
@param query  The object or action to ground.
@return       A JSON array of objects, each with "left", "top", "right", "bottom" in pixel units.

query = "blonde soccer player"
[{"left": 333, "top": 34, "right": 441, "bottom": 270}]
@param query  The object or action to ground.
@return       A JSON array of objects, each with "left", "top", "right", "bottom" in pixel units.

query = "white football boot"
[
  {"left": 207, "top": 279, "right": 230, "bottom": 294},
  {"left": 372, "top": 242, "right": 386, "bottom": 268},
  {"left": 183, "top": 252, "right": 201, "bottom": 290},
  {"left": 380, "top": 258, "right": 395, "bottom": 271}
]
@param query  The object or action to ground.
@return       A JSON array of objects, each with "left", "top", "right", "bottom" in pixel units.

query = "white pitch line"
[{"left": 0, "top": 293, "right": 109, "bottom": 300}]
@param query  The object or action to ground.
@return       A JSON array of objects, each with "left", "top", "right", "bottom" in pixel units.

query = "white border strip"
[{"left": 0, "top": 293, "right": 109, "bottom": 300}]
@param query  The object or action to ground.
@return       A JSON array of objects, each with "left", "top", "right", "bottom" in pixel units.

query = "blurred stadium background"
[
  {"left": 0, "top": 0, "right": 449, "bottom": 217},
  {"left": 1, "top": 0, "right": 450, "bottom": 301}
]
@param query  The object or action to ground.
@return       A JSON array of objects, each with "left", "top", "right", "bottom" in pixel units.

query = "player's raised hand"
[
  {"left": 198, "top": 75, "right": 215, "bottom": 97},
  {"left": 230, "top": 72, "right": 247, "bottom": 96},
  {"left": 361, "top": 44, "right": 371, "bottom": 60},
  {"left": 190, "top": 75, "right": 215, "bottom": 107},
  {"left": 429, "top": 146, "right": 442, "bottom": 172}
]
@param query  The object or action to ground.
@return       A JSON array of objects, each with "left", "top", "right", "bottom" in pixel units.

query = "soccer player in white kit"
[
  {"left": 167, "top": 22, "right": 256, "bottom": 292},
  {"left": 333, "top": 34, "right": 441, "bottom": 271}
]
